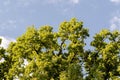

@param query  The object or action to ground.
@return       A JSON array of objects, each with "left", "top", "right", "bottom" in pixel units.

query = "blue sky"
[{"left": 0, "top": 0, "right": 120, "bottom": 48}]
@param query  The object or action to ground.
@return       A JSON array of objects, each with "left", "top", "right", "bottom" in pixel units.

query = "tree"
[
  {"left": 0, "top": 39, "right": 6, "bottom": 79},
  {"left": 84, "top": 29, "right": 120, "bottom": 80},
  {"left": 0, "top": 39, "right": 12, "bottom": 80},
  {"left": 5, "top": 18, "right": 89, "bottom": 80},
  {"left": 1, "top": 18, "right": 120, "bottom": 80}
]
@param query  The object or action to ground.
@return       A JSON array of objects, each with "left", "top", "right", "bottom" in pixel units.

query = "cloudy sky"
[{"left": 0, "top": 0, "right": 120, "bottom": 48}]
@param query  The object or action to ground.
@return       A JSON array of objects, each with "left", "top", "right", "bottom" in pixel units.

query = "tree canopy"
[{"left": 0, "top": 18, "right": 120, "bottom": 80}]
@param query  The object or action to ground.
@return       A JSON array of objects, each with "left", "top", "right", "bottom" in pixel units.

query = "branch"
[{"left": 58, "top": 40, "right": 65, "bottom": 56}]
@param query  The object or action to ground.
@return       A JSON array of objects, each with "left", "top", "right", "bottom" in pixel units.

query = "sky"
[{"left": 0, "top": 0, "right": 120, "bottom": 48}]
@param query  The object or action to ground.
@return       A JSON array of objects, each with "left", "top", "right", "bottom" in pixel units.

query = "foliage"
[
  {"left": 0, "top": 39, "right": 12, "bottom": 80},
  {"left": 0, "top": 18, "right": 120, "bottom": 80},
  {"left": 85, "top": 30, "right": 120, "bottom": 80},
  {"left": 2, "top": 18, "right": 88, "bottom": 80}
]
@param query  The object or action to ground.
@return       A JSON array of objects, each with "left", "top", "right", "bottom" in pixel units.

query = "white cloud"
[
  {"left": 70, "top": 0, "right": 80, "bottom": 4},
  {"left": 3, "top": 0, "right": 11, "bottom": 6},
  {"left": 19, "top": 0, "right": 39, "bottom": 6},
  {"left": 3, "top": 0, "right": 37, "bottom": 7},
  {"left": 110, "top": 16, "right": 120, "bottom": 30},
  {"left": 46, "top": 0, "right": 62, "bottom": 4},
  {"left": 17, "top": 0, "right": 33, "bottom": 7},
  {"left": 0, "top": 36, "right": 15, "bottom": 49},
  {"left": 45, "top": 0, "right": 80, "bottom": 4},
  {"left": 110, "top": 0, "right": 120, "bottom": 4},
  {"left": 0, "top": 20, "right": 17, "bottom": 30},
  {"left": 43, "top": 0, "right": 80, "bottom": 16}
]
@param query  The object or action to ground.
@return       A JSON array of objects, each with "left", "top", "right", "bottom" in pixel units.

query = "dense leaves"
[
  {"left": 85, "top": 30, "right": 120, "bottom": 80},
  {"left": 0, "top": 39, "right": 12, "bottom": 80},
  {"left": 0, "top": 18, "right": 120, "bottom": 80}
]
